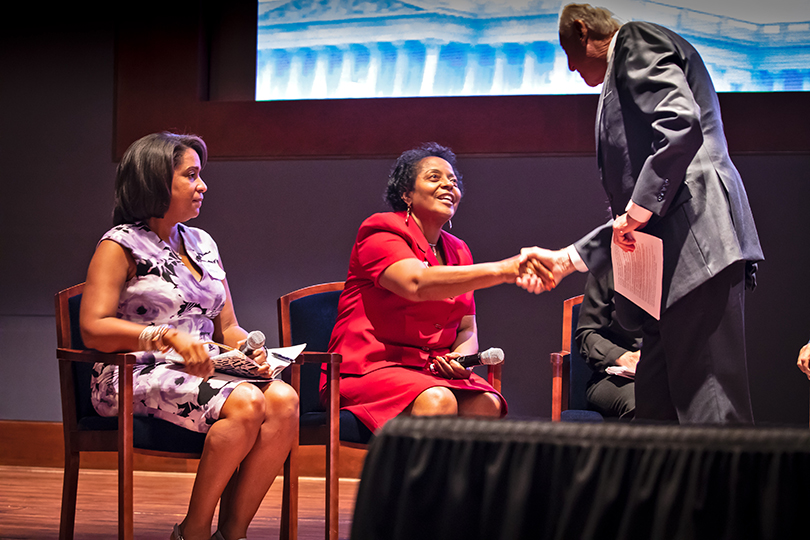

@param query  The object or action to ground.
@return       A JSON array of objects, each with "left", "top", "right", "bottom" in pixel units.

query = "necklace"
[{"left": 428, "top": 242, "right": 438, "bottom": 258}]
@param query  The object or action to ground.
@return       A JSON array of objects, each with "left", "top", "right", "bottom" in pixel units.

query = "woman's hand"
[
  {"left": 236, "top": 338, "right": 274, "bottom": 378},
  {"left": 430, "top": 352, "right": 472, "bottom": 380},
  {"left": 516, "top": 247, "right": 570, "bottom": 293},
  {"left": 497, "top": 252, "right": 557, "bottom": 287},
  {"left": 616, "top": 350, "right": 640, "bottom": 371},
  {"left": 163, "top": 329, "right": 214, "bottom": 379},
  {"left": 797, "top": 343, "right": 810, "bottom": 379},
  {"left": 497, "top": 253, "right": 526, "bottom": 284}
]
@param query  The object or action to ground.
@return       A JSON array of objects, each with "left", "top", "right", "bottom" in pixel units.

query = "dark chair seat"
[
  {"left": 299, "top": 410, "right": 374, "bottom": 445},
  {"left": 560, "top": 409, "right": 604, "bottom": 422},
  {"left": 76, "top": 415, "right": 207, "bottom": 454}
]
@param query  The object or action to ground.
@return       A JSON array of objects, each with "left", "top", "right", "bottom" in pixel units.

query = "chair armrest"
[
  {"left": 55, "top": 347, "right": 138, "bottom": 462},
  {"left": 550, "top": 350, "right": 569, "bottom": 374},
  {"left": 295, "top": 351, "right": 342, "bottom": 364},
  {"left": 56, "top": 347, "right": 137, "bottom": 366},
  {"left": 550, "top": 351, "right": 570, "bottom": 422},
  {"left": 487, "top": 364, "right": 502, "bottom": 394}
]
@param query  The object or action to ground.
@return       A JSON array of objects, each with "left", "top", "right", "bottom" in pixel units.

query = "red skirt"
[{"left": 322, "top": 364, "right": 507, "bottom": 432}]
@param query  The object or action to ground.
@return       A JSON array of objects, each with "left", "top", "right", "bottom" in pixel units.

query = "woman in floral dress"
[{"left": 80, "top": 132, "right": 298, "bottom": 540}]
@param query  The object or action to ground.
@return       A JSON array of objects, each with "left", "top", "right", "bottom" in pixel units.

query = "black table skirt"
[{"left": 351, "top": 417, "right": 810, "bottom": 540}]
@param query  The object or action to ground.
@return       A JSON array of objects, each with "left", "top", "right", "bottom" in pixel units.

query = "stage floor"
[{"left": 0, "top": 465, "right": 359, "bottom": 540}]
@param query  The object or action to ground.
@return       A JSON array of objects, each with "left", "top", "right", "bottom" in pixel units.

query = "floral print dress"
[{"left": 90, "top": 222, "right": 249, "bottom": 433}]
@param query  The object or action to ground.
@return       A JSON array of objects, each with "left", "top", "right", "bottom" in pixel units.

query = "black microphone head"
[{"left": 479, "top": 347, "right": 504, "bottom": 365}]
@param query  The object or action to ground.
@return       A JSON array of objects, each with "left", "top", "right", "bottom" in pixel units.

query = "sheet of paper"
[
  {"left": 265, "top": 343, "right": 307, "bottom": 378},
  {"left": 606, "top": 365, "right": 635, "bottom": 379},
  {"left": 611, "top": 231, "right": 663, "bottom": 320}
]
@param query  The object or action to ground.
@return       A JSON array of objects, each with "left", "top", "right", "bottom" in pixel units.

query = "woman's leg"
[
  {"left": 216, "top": 381, "right": 298, "bottom": 540},
  {"left": 178, "top": 383, "right": 267, "bottom": 540},
  {"left": 455, "top": 391, "right": 502, "bottom": 418},
  {"left": 402, "top": 386, "right": 459, "bottom": 416},
  {"left": 216, "top": 471, "right": 238, "bottom": 532}
]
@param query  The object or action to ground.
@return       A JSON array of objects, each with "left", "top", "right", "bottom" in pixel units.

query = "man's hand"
[
  {"left": 516, "top": 247, "right": 575, "bottom": 294},
  {"left": 612, "top": 212, "right": 646, "bottom": 252}
]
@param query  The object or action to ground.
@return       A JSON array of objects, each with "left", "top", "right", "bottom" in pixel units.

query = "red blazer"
[{"left": 328, "top": 211, "right": 476, "bottom": 376}]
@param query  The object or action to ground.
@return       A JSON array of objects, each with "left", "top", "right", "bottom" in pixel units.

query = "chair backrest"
[
  {"left": 278, "top": 282, "right": 345, "bottom": 416},
  {"left": 57, "top": 283, "right": 208, "bottom": 455},
  {"left": 555, "top": 294, "right": 602, "bottom": 422},
  {"left": 55, "top": 283, "right": 99, "bottom": 422},
  {"left": 567, "top": 300, "right": 591, "bottom": 411}
]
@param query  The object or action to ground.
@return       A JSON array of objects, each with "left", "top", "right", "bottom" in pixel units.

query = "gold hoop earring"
[{"left": 405, "top": 205, "right": 412, "bottom": 225}]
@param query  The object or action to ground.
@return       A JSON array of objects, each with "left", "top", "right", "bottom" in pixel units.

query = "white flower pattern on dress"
[{"left": 90, "top": 222, "right": 246, "bottom": 433}]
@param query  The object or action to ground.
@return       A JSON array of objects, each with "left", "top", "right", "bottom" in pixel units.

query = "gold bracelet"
[
  {"left": 153, "top": 324, "right": 171, "bottom": 352},
  {"left": 138, "top": 324, "right": 172, "bottom": 352}
]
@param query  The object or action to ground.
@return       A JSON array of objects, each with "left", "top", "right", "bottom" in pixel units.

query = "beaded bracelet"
[{"left": 138, "top": 324, "right": 171, "bottom": 352}]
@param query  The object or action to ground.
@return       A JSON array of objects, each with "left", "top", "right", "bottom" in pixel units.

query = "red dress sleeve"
[
  {"left": 354, "top": 227, "right": 421, "bottom": 288},
  {"left": 329, "top": 212, "right": 476, "bottom": 375}
]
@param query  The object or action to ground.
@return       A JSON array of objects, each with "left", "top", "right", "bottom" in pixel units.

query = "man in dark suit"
[{"left": 518, "top": 3, "right": 763, "bottom": 424}]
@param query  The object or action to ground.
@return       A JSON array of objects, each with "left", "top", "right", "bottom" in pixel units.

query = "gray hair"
[{"left": 559, "top": 3, "right": 621, "bottom": 41}]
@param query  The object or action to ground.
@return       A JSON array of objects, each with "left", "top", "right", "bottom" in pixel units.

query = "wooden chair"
[
  {"left": 55, "top": 283, "right": 292, "bottom": 540},
  {"left": 277, "top": 281, "right": 504, "bottom": 540},
  {"left": 550, "top": 295, "right": 603, "bottom": 422},
  {"left": 277, "top": 282, "right": 367, "bottom": 540}
]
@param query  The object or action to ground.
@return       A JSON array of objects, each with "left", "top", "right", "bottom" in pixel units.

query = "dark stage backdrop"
[{"left": 1, "top": 5, "right": 808, "bottom": 426}]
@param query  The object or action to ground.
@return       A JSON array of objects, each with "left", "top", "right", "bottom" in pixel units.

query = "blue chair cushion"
[
  {"left": 77, "top": 415, "right": 206, "bottom": 454},
  {"left": 300, "top": 410, "right": 373, "bottom": 445},
  {"left": 288, "top": 290, "right": 342, "bottom": 417},
  {"left": 568, "top": 302, "right": 592, "bottom": 411},
  {"left": 287, "top": 288, "right": 374, "bottom": 444},
  {"left": 564, "top": 302, "right": 604, "bottom": 422},
  {"left": 560, "top": 409, "right": 604, "bottom": 423}
]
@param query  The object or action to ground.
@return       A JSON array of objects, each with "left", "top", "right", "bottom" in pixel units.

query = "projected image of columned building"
[{"left": 256, "top": 0, "right": 810, "bottom": 100}]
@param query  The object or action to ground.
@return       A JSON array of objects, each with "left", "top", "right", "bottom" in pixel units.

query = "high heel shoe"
[{"left": 171, "top": 523, "right": 185, "bottom": 540}]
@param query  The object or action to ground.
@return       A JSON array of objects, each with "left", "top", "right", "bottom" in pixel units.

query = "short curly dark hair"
[
  {"left": 113, "top": 132, "right": 208, "bottom": 226},
  {"left": 384, "top": 142, "right": 464, "bottom": 211}
]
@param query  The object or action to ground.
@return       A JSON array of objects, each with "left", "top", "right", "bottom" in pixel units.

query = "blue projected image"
[{"left": 256, "top": 0, "right": 810, "bottom": 100}]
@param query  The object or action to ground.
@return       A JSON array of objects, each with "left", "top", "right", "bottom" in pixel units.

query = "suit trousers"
[
  {"left": 586, "top": 374, "right": 636, "bottom": 420},
  {"left": 634, "top": 261, "right": 754, "bottom": 424}
]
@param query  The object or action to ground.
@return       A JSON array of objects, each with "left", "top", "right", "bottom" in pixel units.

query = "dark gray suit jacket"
[{"left": 574, "top": 22, "right": 763, "bottom": 312}]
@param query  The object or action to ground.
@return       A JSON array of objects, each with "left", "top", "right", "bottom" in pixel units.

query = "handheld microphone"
[
  {"left": 427, "top": 347, "right": 504, "bottom": 375},
  {"left": 240, "top": 330, "right": 266, "bottom": 357},
  {"left": 455, "top": 347, "right": 504, "bottom": 368},
  {"left": 438, "top": 347, "right": 503, "bottom": 368}
]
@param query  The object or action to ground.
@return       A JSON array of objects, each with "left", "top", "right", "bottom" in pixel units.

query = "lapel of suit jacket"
[{"left": 596, "top": 32, "right": 619, "bottom": 171}]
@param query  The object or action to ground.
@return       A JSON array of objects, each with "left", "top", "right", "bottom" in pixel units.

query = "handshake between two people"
[
  {"left": 510, "top": 211, "right": 647, "bottom": 294},
  {"left": 499, "top": 246, "right": 577, "bottom": 295}
]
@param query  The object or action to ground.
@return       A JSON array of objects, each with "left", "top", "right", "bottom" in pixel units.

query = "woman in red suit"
[{"left": 325, "top": 143, "right": 535, "bottom": 432}]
